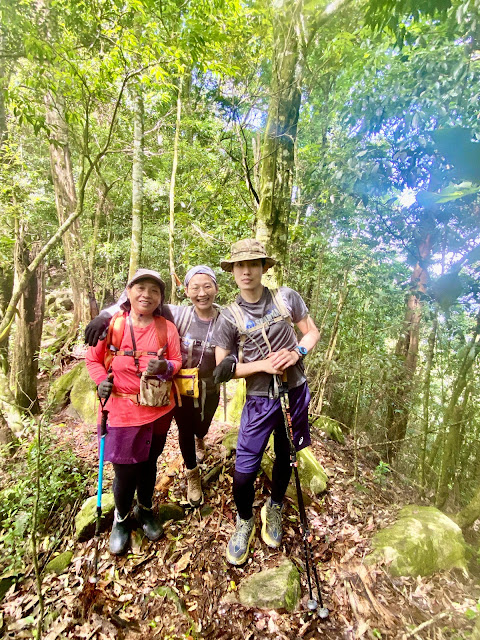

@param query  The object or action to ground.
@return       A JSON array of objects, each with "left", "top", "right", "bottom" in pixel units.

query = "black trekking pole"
[
  {"left": 277, "top": 373, "right": 329, "bottom": 619},
  {"left": 90, "top": 375, "right": 113, "bottom": 584}
]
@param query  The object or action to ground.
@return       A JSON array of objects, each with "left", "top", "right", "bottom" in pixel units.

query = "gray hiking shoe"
[
  {"left": 226, "top": 515, "right": 255, "bottom": 565},
  {"left": 260, "top": 498, "right": 283, "bottom": 548}
]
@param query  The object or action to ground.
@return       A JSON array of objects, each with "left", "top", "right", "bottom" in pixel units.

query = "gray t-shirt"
[
  {"left": 169, "top": 305, "right": 218, "bottom": 392},
  {"left": 103, "top": 297, "right": 218, "bottom": 393},
  {"left": 214, "top": 286, "right": 309, "bottom": 396}
]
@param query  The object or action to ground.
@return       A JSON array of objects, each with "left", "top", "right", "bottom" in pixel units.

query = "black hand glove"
[
  {"left": 85, "top": 314, "right": 112, "bottom": 346},
  {"left": 213, "top": 355, "right": 237, "bottom": 384},
  {"left": 146, "top": 358, "right": 168, "bottom": 375},
  {"left": 97, "top": 377, "right": 114, "bottom": 399}
]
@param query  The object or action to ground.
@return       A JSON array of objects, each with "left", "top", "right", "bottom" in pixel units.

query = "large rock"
[
  {"left": 222, "top": 428, "right": 239, "bottom": 457},
  {"left": 44, "top": 551, "right": 73, "bottom": 575},
  {"left": 157, "top": 503, "right": 185, "bottom": 524},
  {"left": 312, "top": 416, "right": 345, "bottom": 444},
  {"left": 226, "top": 380, "right": 246, "bottom": 426},
  {"left": 75, "top": 493, "right": 115, "bottom": 541},
  {"left": 261, "top": 436, "right": 328, "bottom": 498},
  {"left": 472, "top": 616, "right": 480, "bottom": 640},
  {"left": 366, "top": 505, "right": 468, "bottom": 577},
  {"left": 48, "top": 363, "right": 84, "bottom": 412},
  {"left": 238, "top": 558, "right": 301, "bottom": 612},
  {"left": 69, "top": 362, "right": 98, "bottom": 425}
]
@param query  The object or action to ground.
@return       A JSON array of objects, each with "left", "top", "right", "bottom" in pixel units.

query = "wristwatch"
[{"left": 294, "top": 345, "right": 308, "bottom": 359}]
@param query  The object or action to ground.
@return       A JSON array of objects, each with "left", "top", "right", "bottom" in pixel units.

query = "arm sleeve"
[
  {"left": 281, "top": 287, "right": 309, "bottom": 324},
  {"left": 212, "top": 312, "right": 238, "bottom": 351},
  {"left": 85, "top": 341, "right": 109, "bottom": 386}
]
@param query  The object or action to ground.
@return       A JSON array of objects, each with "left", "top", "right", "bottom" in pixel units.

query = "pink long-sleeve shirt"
[{"left": 86, "top": 316, "right": 182, "bottom": 427}]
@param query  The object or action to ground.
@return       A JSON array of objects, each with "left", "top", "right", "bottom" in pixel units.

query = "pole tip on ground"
[
  {"left": 318, "top": 607, "right": 329, "bottom": 619},
  {"left": 307, "top": 599, "right": 318, "bottom": 610}
]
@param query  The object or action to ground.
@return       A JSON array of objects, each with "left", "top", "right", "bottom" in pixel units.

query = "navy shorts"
[{"left": 235, "top": 382, "right": 311, "bottom": 474}]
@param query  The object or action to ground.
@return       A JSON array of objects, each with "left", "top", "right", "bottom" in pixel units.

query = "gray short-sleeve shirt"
[{"left": 214, "top": 286, "right": 309, "bottom": 396}]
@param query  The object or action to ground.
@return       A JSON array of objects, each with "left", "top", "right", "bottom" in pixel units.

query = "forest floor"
[{"left": 1, "top": 390, "right": 479, "bottom": 640}]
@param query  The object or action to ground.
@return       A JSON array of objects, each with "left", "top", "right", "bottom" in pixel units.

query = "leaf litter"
[{"left": 0, "top": 410, "right": 478, "bottom": 640}]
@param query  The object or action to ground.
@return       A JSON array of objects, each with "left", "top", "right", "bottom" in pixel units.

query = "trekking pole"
[
  {"left": 276, "top": 373, "right": 329, "bottom": 619},
  {"left": 90, "top": 374, "right": 113, "bottom": 584},
  {"left": 223, "top": 382, "right": 227, "bottom": 422}
]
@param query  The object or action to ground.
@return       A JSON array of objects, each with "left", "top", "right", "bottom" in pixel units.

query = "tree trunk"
[
  {"left": 436, "top": 310, "right": 480, "bottom": 509},
  {"left": 384, "top": 234, "right": 432, "bottom": 462},
  {"left": 10, "top": 227, "right": 45, "bottom": 413},
  {"left": 455, "top": 481, "right": 480, "bottom": 530},
  {"left": 313, "top": 274, "right": 350, "bottom": 414},
  {"left": 419, "top": 313, "right": 438, "bottom": 489},
  {"left": 255, "top": 0, "right": 303, "bottom": 284},
  {"left": 129, "top": 86, "right": 144, "bottom": 279},
  {"left": 169, "top": 77, "right": 182, "bottom": 303},
  {"left": 45, "top": 92, "right": 90, "bottom": 328}
]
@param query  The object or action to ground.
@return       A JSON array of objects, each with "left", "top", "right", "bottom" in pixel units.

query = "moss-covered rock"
[
  {"left": 226, "top": 380, "right": 246, "bottom": 426},
  {"left": 222, "top": 428, "right": 239, "bottom": 457},
  {"left": 44, "top": 551, "right": 73, "bottom": 575},
  {"left": 472, "top": 616, "right": 480, "bottom": 640},
  {"left": 312, "top": 415, "right": 345, "bottom": 444},
  {"left": 75, "top": 493, "right": 115, "bottom": 541},
  {"left": 261, "top": 436, "right": 328, "bottom": 498},
  {"left": 238, "top": 558, "right": 301, "bottom": 612},
  {"left": 157, "top": 503, "right": 185, "bottom": 524},
  {"left": 366, "top": 505, "right": 468, "bottom": 577},
  {"left": 69, "top": 362, "right": 98, "bottom": 426},
  {"left": 48, "top": 362, "right": 84, "bottom": 412}
]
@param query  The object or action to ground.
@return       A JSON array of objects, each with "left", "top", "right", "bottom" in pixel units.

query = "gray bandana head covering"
[{"left": 184, "top": 265, "right": 217, "bottom": 288}]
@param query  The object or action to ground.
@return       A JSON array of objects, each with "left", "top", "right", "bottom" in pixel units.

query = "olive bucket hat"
[{"left": 220, "top": 238, "right": 277, "bottom": 272}]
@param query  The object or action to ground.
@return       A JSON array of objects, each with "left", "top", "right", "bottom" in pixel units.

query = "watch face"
[{"left": 297, "top": 346, "right": 307, "bottom": 356}]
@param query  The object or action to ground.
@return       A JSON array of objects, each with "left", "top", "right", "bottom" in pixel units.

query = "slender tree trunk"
[
  {"left": 384, "top": 234, "right": 432, "bottom": 462},
  {"left": 314, "top": 274, "right": 350, "bottom": 414},
  {"left": 129, "top": 86, "right": 144, "bottom": 279},
  {"left": 436, "top": 310, "right": 480, "bottom": 509},
  {"left": 45, "top": 92, "right": 90, "bottom": 328},
  {"left": 419, "top": 313, "right": 438, "bottom": 489},
  {"left": 169, "top": 77, "right": 182, "bottom": 303},
  {"left": 10, "top": 226, "right": 45, "bottom": 413}
]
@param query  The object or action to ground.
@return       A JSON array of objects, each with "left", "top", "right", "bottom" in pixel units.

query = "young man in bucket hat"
[{"left": 213, "top": 238, "right": 319, "bottom": 565}]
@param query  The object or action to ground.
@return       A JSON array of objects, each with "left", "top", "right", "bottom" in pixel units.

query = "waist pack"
[
  {"left": 175, "top": 367, "right": 199, "bottom": 398},
  {"left": 139, "top": 373, "right": 172, "bottom": 407}
]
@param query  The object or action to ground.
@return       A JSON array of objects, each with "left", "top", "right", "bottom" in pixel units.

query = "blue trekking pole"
[{"left": 90, "top": 374, "right": 113, "bottom": 584}]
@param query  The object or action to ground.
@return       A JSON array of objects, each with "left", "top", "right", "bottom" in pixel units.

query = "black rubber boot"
[
  {"left": 109, "top": 510, "right": 130, "bottom": 555},
  {"left": 133, "top": 504, "right": 163, "bottom": 541}
]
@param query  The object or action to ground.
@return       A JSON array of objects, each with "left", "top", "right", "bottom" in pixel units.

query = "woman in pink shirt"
[{"left": 86, "top": 269, "right": 182, "bottom": 555}]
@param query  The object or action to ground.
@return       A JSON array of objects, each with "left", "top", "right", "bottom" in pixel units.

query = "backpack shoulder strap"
[
  {"left": 176, "top": 305, "right": 195, "bottom": 337},
  {"left": 104, "top": 311, "right": 127, "bottom": 371},
  {"left": 225, "top": 301, "right": 248, "bottom": 363},
  {"left": 269, "top": 288, "right": 293, "bottom": 327},
  {"left": 153, "top": 316, "right": 168, "bottom": 355}
]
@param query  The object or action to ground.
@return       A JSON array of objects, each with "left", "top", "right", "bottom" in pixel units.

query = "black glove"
[
  {"left": 85, "top": 314, "right": 112, "bottom": 346},
  {"left": 97, "top": 377, "right": 114, "bottom": 399},
  {"left": 146, "top": 358, "right": 168, "bottom": 376},
  {"left": 213, "top": 355, "right": 237, "bottom": 384}
]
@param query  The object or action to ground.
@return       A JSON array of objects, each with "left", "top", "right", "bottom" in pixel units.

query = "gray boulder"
[
  {"left": 238, "top": 558, "right": 301, "bottom": 612},
  {"left": 366, "top": 505, "right": 468, "bottom": 577}
]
